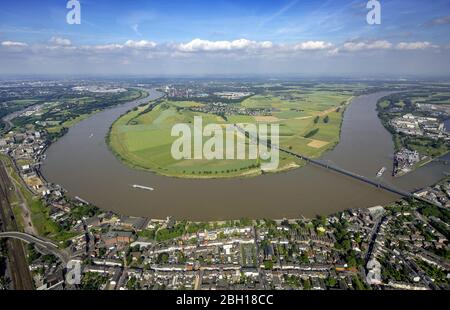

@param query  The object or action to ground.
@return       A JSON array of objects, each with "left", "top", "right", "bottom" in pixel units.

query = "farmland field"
[{"left": 108, "top": 88, "right": 353, "bottom": 178}]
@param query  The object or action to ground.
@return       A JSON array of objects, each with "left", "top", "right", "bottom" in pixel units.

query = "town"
[
  {"left": 1, "top": 122, "right": 449, "bottom": 290},
  {"left": 415, "top": 178, "right": 450, "bottom": 208},
  {"left": 391, "top": 113, "right": 448, "bottom": 140},
  {"left": 377, "top": 90, "right": 450, "bottom": 177},
  {"left": 0, "top": 79, "right": 449, "bottom": 291},
  {"left": 189, "top": 102, "right": 276, "bottom": 118},
  {"left": 4, "top": 196, "right": 450, "bottom": 290}
]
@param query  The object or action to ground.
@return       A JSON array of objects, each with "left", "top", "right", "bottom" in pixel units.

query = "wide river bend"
[{"left": 41, "top": 90, "right": 450, "bottom": 220}]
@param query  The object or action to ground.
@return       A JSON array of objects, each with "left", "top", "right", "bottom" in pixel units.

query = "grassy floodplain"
[
  {"left": 108, "top": 88, "right": 353, "bottom": 178},
  {"left": 45, "top": 89, "right": 148, "bottom": 136},
  {"left": 10, "top": 88, "right": 148, "bottom": 139}
]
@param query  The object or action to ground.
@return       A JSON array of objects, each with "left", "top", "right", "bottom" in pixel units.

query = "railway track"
[{"left": 0, "top": 159, "right": 33, "bottom": 290}]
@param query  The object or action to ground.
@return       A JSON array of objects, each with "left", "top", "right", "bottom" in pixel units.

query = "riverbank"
[
  {"left": 41, "top": 91, "right": 409, "bottom": 220},
  {"left": 0, "top": 88, "right": 151, "bottom": 237},
  {"left": 41, "top": 88, "right": 450, "bottom": 220}
]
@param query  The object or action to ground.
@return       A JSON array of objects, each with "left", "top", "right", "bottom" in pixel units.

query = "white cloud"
[
  {"left": 426, "top": 14, "right": 450, "bottom": 26},
  {"left": 1, "top": 41, "right": 28, "bottom": 47},
  {"left": 177, "top": 38, "right": 273, "bottom": 52},
  {"left": 83, "top": 40, "right": 157, "bottom": 52},
  {"left": 1, "top": 36, "right": 444, "bottom": 73},
  {"left": 327, "top": 48, "right": 340, "bottom": 56},
  {"left": 90, "top": 44, "right": 124, "bottom": 51},
  {"left": 294, "top": 41, "right": 333, "bottom": 50},
  {"left": 395, "top": 41, "right": 436, "bottom": 50},
  {"left": 124, "top": 40, "right": 157, "bottom": 49},
  {"left": 131, "top": 24, "right": 141, "bottom": 36},
  {"left": 1, "top": 35, "right": 448, "bottom": 76},
  {"left": 259, "top": 41, "right": 274, "bottom": 49},
  {"left": 50, "top": 37, "right": 72, "bottom": 46},
  {"left": 342, "top": 40, "right": 392, "bottom": 52}
]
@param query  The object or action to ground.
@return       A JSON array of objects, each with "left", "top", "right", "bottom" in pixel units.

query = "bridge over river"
[
  {"left": 280, "top": 146, "right": 442, "bottom": 207},
  {"left": 279, "top": 147, "right": 406, "bottom": 195},
  {"left": 235, "top": 124, "right": 439, "bottom": 208}
]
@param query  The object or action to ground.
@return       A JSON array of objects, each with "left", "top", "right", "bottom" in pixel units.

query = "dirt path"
[
  {"left": 3, "top": 159, "right": 37, "bottom": 235},
  {"left": 10, "top": 174, "right": 37, "bottom": 235}
]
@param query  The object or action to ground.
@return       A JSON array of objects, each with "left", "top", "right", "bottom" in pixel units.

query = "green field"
[
  {"left": 12, "top": 88, "right": 148, "bottom": 137},
  {"left": 108, "top": 89, "right": 352, "bottom": 178}
]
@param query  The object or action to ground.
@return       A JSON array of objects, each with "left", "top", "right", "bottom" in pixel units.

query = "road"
[
  {"left": 364, "top": 216, "right": 385, "bottom": 264},
  {"left": 234, "top": 124, "right": 441, "bottom": 207},
  {"left": 0, "top": 160, "right": 34, "bottom": 289},
  {"left": 253, "top": 226, "right": 266, "bottom": 289},
  {"left": 0, "top": 118, "right": 12, "bottom": 134}
]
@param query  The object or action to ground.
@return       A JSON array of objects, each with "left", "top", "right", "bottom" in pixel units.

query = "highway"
[{"left": 0, "top": 231, "right": 70, "bottom": 265}]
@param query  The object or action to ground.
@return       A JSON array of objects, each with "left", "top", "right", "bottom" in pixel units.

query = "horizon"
[
  {"left": 0, "top": 0, "right": 449, "bottom": 76},
  {"left": 2, "top": 73, "right": 450, "bottom": 80}
]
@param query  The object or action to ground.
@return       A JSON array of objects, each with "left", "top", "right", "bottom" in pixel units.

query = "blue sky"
[{"left": 0, "top": 0, "right": 450, "bottom": 76}]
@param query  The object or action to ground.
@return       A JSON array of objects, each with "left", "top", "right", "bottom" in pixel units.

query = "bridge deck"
[{"left": 234, "top": 124, "right": 437, "bottom": 206}]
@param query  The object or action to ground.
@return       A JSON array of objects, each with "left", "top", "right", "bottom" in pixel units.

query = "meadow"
[{"left": 108, "top": 88, "right": 353, "bottom": 178}]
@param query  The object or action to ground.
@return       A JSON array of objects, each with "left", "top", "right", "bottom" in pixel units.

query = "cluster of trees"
[
  {"left": 419, "top": 202, "right": 450, "bottom": 224},
  {"left": 157, "top": 252, "right": 169, "bottom": 264},
  {"left": 311, "top": 114, "right": 329, "bottom": 127},
  {"left": 416, "top": 260, "right": 449, "bottom": 285},
  {"left": 169, "top": 92, "right": 255, "bottom": 105},
  {"left": 332, "top": 219, "right": 364, "bottom": 268},
  {"left": 139, "top": 218, "right": 255, "bottom": 243},
  {"left": 304, "top": 128, "right": 319, "bottom": 138},
  {"left": 182, "top": 163, "right": 260, "bottom": 176},
  {"left": 69, "top": 204, "right": 100, "bottom": 221},
  {"left": 126, "top": 276, "right": 141, "bottom": 290},
  {"left": 81, "top": 272, "right": 109, "bottom": 290},
  {"left": 26, "top": 243, "right": 57, "bottom": 265},
  {"left": 155, "top": 222, "right": 187, "bottom": 242},
  {"left": 47, "top": 127, "right": 68, "bottom": 142},
  {"left": 352, "top": 275, "right": 370, "bottom": 290},
  {"left": 381, "top": 257, "right": 409, "bottom": 282}
]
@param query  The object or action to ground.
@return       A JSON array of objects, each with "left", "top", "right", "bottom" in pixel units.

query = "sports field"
[{"left": 108, "top": 89, "right": 352, "bottom": 178}]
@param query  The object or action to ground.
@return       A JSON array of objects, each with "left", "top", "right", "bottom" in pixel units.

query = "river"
[{"left": 40, "top": 90, "right": 450, "bottom": 220}]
